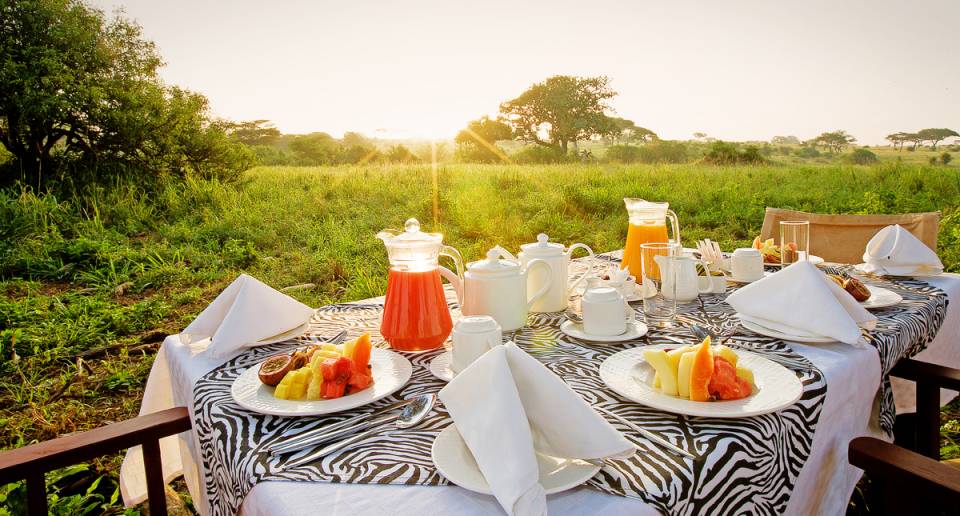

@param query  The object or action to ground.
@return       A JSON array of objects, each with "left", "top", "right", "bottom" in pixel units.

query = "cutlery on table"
[
  {"left": 267, "top": 396, "right": 422, "bottom": 455},
  {"left": 307, "top": 329, "right": 348, "bottom": 346},
  {"left": 284, "top": 393, "right": 437, "bottom": 468},
  {"left": 595, "top": 405, "right": 695, "bottom": 460}
]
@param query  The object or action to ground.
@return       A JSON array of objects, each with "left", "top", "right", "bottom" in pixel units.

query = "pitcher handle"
[
  {"left": 565, "top": 243, "right": 596, "bottom": 293},
  {"left": 440, "top": 245, "right": 465, "bottom": 279},
  {"left": 666, "top": 209, "right": 681, "bottom": 248},
  {"left": 438, "top": 266, "right": 463, "bottom": 305},
  {"left": 694, "top": 258, "right": 713, "bottom": 294},
  {"left": 524, "top": 258, "right": 554, "bottom": 309}
]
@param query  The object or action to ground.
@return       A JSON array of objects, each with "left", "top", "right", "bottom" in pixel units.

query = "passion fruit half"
[{"left": 259, "top": 354, "right": 293, "bottom": 386}]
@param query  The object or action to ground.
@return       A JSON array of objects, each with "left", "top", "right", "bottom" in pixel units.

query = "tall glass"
[
  {"left": 640, "top": 242, "right": 680, "bottom": 328},
  {"left": 780, "top": 221, "right": 810, "bottom": 266}
]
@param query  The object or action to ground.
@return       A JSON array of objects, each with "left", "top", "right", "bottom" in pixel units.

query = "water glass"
[
  {"left": 780, "top": 221, "right": 811, "bottom": 266},
  {"left": 639, "top": 242, "right": 680, "bottom": 328}
]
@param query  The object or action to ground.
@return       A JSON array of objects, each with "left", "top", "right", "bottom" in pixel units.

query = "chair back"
[{"left": 759, "top": 208, "right": 940, "bottom": 265}]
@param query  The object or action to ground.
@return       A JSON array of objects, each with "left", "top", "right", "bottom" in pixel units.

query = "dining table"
[{"left": 120, "top": 251, "right": 960, "bottom": 516}]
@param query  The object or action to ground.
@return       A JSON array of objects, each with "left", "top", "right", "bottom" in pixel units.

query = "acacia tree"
[
  {"left": 607, "top": 117, "right": 657, "bottom": 144},
  {"left": 917, "top": 128, "right": 959, "bottom": 150},
  {"left": 454, "top": 116, "right": 512, "bottom": 162},
  {"left": 499, "top": 75, "right": 619, "bottom": 154},
  {"left": 886, "top": 132, "right": 912, "bottom": 151},
  {"left": 808, "top": 130, "right": 856, "bottom": 153}
]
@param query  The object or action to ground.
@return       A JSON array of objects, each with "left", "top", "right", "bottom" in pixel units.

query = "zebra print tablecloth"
[{"left": 193, "top": 257, "right": 947, "bottom": 516}]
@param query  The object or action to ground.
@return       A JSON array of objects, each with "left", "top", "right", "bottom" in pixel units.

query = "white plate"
[
  {"left": 430, "top": 351, "right": 455, "bottom": 382},
  {"left": 854, "top": 263, "right": 944, "bottom": 278},
  {"left": 560, "top": 320, "right": 648, "bottom": 343},
  {"left": 599, "top": 344, "right": 803, "bottom": 418},
  {"left": 231, "top": 347, "right": 412, "bottom": 416},
  {"left": 256, "top": 322, "right": 310, "bottom": 344},
  {"left": 861, "top": 285, "right": 902, "bottom": 310},
  {"left": 432, "top": 424, "right": 600, "bottom": 495},
  {"left": 740, "top": 319, "right": 836, "bottom": 344},
  {"left": 725, "top": 271, "right": 774, "bottom": 284}
]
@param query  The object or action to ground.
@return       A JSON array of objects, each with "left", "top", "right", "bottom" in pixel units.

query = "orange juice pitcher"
[
  {"left": 378, "top": 218, "right": 464, "bottom": 352},
  {"left": 621, "top": 199, "right": 681, "bottom": 279}
]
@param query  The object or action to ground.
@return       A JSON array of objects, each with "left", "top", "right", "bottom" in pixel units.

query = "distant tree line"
[{"left": 886, "top": 129, "right": 959, "bottom": 151}]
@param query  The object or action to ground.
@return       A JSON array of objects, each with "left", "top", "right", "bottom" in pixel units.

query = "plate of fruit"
[
  {"left": 230, "top": 333, "right": 413, "bottom": 416},
  {"left": 599, "top": 337, "right": 802, "bottom": 418},
  {"left": 752, "top": 237, "right": 823, "bottom": 266}
]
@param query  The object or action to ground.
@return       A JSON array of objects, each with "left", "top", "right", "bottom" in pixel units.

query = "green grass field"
[{"left": 2, "top": 162, "right": 960, "bottom": 511}]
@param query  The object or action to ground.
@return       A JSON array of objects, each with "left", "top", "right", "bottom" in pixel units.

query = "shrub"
[
  {"left": 512, "top": 146, "right": 570, "bottom": 164},
  {"left": 796, "top": 146, "right": 821, "bottom": 158},
  {"left": 929, "top": 156, "right": 938, "bottom": 165},
  {"left": 604, "top": 145, "right": 644, "bottom": 163},
  {"left": 846, "top": 148, "right": 879, "bottom": 165},
  {"left": 942, "top": 152, "right": 953, "bottom": 166},
  {"left": 637, "top": 141, "right": 689, "bottom": 164},
  {"left": 701, "top": 141, "right": 765, "bottom": 165}
]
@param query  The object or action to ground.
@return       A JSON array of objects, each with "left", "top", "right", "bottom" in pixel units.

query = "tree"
[
  {"left": 917, "top": 128, "right": 959, "bottom": 150},
  {"left": 808, "top": 130, "right": 856, "bottom": 153},
  {"left": 227, "top": 120, "right": 281, "bottom": 146},
  {"left": 0, "top": 0, "right": 249, "bottom": 186},
  {"left": 771, "top": 136, "right": 800, "bottom": 145},
  {"left": 607, "top": 117, "right": 657, "bottom": 143},
  {"left": 341, "top": 131, "right": 372, "bottom": 148},
  {"left": 499, "top": 75, "right": 619, "bottom": 154},
  {"left": 885, "top": 132, "right": 912, "bottom": 151},
  {"left": 454, "top": 116, "right": 512, "bottom": 162},
  {"left": 288, "top": 132, "right": 339, "bottom": 164}
]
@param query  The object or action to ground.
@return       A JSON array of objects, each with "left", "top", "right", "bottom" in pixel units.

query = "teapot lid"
[
  {"left": 520, "top": 233, "right": 564, "bottom": 256},
  {"left": 467, "top": 247, "right": 520, "bottom": 274}
]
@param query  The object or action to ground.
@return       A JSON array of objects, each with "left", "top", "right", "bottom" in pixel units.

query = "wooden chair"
[
  {"left": 759, "top": 208, "right": 941, "bottom": 264},
  {"left": 849, "top": 358, "right": 960, "bottom": 513},
  {"left": 0, "top": 407, "right": 192, "bottom": 516}
]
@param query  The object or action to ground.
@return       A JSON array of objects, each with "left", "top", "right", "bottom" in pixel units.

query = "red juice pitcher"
[{"left": 378, "top": 218, "right": 464, "bottom": 352}]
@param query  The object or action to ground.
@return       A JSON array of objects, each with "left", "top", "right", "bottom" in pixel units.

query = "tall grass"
[{"left": 1, "top": 161, "right": 959, "bottom": 510}]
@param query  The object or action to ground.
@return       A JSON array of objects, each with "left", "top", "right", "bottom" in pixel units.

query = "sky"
[{"left": 88, "top": 0, "right": 959, "bottom": 144}]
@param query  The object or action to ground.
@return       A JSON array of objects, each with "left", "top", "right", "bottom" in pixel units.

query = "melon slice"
[
  {"left": 689, "top": 336, "right": 714, "bottom": 402},
  {"left": 644, "top": 349, "right": 678, "bottom": 396},
  {"left": 677, "top": 351, "right": 696, "bottom": 398}
]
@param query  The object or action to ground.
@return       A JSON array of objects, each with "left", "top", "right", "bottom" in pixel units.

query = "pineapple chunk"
[
  {"left": 677, "top": 352, "right": 696, "bottom": 398},
  {"left": 653, "top": 372, "right": 660, "bottom": 389},
  {"left": 306, "top": 375, "right": 323, "bottom": 400},
  {"left": 644, "top": 349, "right": 679, "bottom": 396},
  {"left": 321, "top": 343, "right": 338, "bottom": 352},
  {"left": 736, "top": 365, "right": 754, "bottom": 385},
  {"left": 716, "top": 345, "right": 738, "bottom": 368},
  {"left": 274, "top": 384, "right": 291, "bottom": 399},
  {"left": 343, "top": 338, "right": 357, "bottom": 362}
]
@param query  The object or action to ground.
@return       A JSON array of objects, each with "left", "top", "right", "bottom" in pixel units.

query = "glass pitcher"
[
  {"left": 621, "top": 198, "right": 681, "bottom": 280},
  {"left": 378, "top": 218, "right": 464, "bottom": 352}
]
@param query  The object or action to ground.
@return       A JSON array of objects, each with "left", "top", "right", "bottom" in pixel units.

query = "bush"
[
  {"left": 604, "top": 144, "right": 644, "bottom": 163},
  {"left": 512, "top": 146, "right": 571, "bottom": 164},
  {"left": 796, "top": 146, "right": 822, "bottom": 158},
  {"left": 701, "top": 141, "right": 765, "bottom": 165},
  {"left": 942, "top": 152, "right": 953, "bottom": 166},
  {"left": 637, "top": 141, "right": 689, "bottom": 164},
  {"left": 846, "top": 148, "right": 879, "bottom": 165}
]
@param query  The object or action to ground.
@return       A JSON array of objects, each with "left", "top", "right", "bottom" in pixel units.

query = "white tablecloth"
[{"left": 121, "top": 274, "right": 960, "bottom": 516}]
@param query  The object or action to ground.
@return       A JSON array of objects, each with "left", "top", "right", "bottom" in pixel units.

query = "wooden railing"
[{"left": 0, "top": 407, "right": 192, "bottom": 516}]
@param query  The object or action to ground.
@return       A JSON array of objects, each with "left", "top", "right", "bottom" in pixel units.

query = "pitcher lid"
[
  {"left": 467, "top": 247, "right": 520, "bottom": 274},
  {"left": 520, "top": 233, "right": 564, "bottom": 256},
  {"left": 377, "top": 218, "right": 443, "bottom": 245}
]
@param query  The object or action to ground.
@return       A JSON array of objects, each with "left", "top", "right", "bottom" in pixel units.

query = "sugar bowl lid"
[{"left": 520, "top": 233, "right": 564, "bottom": 256}]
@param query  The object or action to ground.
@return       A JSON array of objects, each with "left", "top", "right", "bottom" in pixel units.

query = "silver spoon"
[{"left": 284, "top": 393, "right": 437, "bottom": 468}]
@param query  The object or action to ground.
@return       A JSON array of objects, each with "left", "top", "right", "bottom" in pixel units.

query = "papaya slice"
[
  {"left": 351, "top": 333, "right": 372, "bottom": 374},
  {"left": 689, "top": 336, "right": 714, "bottom": 402}
]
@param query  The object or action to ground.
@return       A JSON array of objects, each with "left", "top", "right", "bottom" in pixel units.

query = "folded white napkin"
[
  {"left": 726, "top": 261, "right": 876, "bottom": 345},
  {"left": 182, "top": 274, "right": 314, "bottom": 358},
  {"left": 438, "top": 342, "right": 634, "bottom": 516},
  {"left": 860, "top": 224, "right": 943, "bottom": 276}
]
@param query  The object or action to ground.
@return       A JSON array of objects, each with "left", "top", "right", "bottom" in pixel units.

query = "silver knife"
[
  {"left": 595, "top": 406, "right": 695, "bottom": 459},
  {"left": 267, "top": 398, "right": 413, "bottom": 454}
]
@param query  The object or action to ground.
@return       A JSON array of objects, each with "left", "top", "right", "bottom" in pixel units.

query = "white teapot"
[
  {"left": 513, "top": 233, "right": 595, "bottom": 313},
  {"left": 653, "top": 254, "right": 711, "bottom": 302},
  {"left": 460, "top": 247, "right": 554, "bottom": 331}
]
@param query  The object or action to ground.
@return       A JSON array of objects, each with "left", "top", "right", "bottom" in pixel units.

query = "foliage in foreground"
[{"left": 1, "top": 162, "right": 959, "bottom": 512}]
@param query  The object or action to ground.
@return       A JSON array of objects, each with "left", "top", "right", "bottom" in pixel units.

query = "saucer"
[
  {"left": 429, "top": 351, "right": 455, "bottom": 382},
  {"left": 559, "top": 320, "right": 648, "bottom": 343},
  {"left": 726, "top": 271, "right": 774, "bottom": 284}
]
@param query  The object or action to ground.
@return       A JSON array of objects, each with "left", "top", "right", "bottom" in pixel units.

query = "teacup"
[
  {"left": 451, "top": 316, "right": 502, "bottom": 374},
  {"left": 731, "top": 248, "right": 764, "bottom": 282},
  {"left": 582, "top": 287, "right": 633, "bottom": 336}
]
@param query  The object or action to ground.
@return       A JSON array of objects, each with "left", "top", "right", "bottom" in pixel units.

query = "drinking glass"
[
  {"left": 639, "top": 242, "right": 680, "bottom": 328},
  {"left": 780, "top": 221, "right": 810, "bottom": 266}
]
